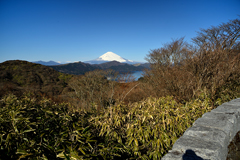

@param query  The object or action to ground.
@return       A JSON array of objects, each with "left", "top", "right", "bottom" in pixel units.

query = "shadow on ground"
[{"left": 182, "top": 149, "right": 204, "bottom": 160}]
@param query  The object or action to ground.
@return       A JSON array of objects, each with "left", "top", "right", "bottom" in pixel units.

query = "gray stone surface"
[
  {"left": 172, "top": 135, "right": 223, "bottom": 159},
  {"left": 162, "top": 98, "right": 240, "bottom": 160},
  {"left": 193, "top": 114, "right": 234, "bottom": 138},
  {"left": 222, "top": 98, "right": 240, "bottom": 106},
  {"left": 184, "top": 126, "right": 228, "bottom": 147}
]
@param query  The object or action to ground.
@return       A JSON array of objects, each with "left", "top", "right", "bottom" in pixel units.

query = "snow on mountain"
[
  {"left": 97, "top": 52, "right": 128, "bottom": 62},
  {"left": 85, "top": 52, "right": 137, "bottom": 64}
]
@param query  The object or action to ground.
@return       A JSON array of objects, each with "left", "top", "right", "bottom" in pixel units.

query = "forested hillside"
[
  {"left": 49, "top": 61, "right": 98, "bottom": 75},
  {"left": 49, "top": 60, "right": 147, "bottom": 75},
  {"left": 0, "top": 60, "right": 73, "bottom": 98}
]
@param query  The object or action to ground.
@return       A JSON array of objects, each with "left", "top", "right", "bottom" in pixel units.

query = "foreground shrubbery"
[
  {"left": 91, "top": 94, "right": 214, "bottom": 159},
  {"left": 0, "top": 93, "right": 215, "bottom": 159},
  {"left": 0, "top": 94, "right": 95, "bottom": 160}
]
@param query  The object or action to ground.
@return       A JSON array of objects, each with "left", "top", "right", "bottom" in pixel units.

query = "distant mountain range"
[
  {"left": 49, "top": 61, "right": 149, "bottom": 75},
  {"left": 33, "top": 52, "right": 144, "bottom": 65},
  {"left": 32, "top": 52, "right": 150, "bottom": 75},
  {"left": 33, "top": 60, "right": 61, "bottom": 66}
]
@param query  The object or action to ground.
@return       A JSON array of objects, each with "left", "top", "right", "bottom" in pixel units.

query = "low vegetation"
[
  {"left": 0, "top": 92, "right": 214, "bottom": 159},
  {"left": 0, "top": 18, "right": 239, "bottom": 159},
  {"left": 0, "top": 94, "right": 94, "bottom": 159}
]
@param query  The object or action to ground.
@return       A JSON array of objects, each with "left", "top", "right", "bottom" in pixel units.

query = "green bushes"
[
  {"left": 0, "top": 94, "right": 95, "bottom": 159},
  {"left": 90, "top": 95, "right": 213, "bottom": 159},
  {"left": 0, "top": 93, "right": 214, "bottom": 159}
]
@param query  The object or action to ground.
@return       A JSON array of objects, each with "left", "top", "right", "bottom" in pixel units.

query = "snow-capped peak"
[
  {"left": 84, "top": 51, "right": 139, "bottom": 64},
  {"left": 98, "top": 52, "right": 127, "bottom": 62}
]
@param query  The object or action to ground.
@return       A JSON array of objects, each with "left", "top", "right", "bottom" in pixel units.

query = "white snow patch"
[{"left": 98, "top": 52, "right": 127, "bottom": 62}]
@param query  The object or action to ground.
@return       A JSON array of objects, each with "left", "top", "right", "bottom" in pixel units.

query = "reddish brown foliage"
[{"left": 145, "top": 18, "right": 240, "bottom": 102}]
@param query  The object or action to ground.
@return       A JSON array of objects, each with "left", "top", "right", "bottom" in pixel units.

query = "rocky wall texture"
[{"left": 161, "top": 98, "right": 240, "bottom": 160}]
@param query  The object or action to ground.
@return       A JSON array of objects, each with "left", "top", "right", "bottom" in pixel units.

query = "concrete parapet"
[{"left": 161, "top": 98, "right": 240, "bottom": 160}]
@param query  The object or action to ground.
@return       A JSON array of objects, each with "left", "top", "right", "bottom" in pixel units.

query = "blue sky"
[{"left": 0, "top": 0, "right": 239, "bottom": 63}]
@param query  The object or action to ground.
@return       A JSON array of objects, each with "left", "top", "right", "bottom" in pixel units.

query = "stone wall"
[{"left": 161, "top": 98, "right": 240, "bottom": 160}]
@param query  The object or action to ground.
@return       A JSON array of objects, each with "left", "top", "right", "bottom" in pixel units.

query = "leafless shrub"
[
  {"left": 145, "top": 18, "right": 240, "bottom": 102},
  {"left": 68, "top": 69, "right": 118, "bottom": 110}
]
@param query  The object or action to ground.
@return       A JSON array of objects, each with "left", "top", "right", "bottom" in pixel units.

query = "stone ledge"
[{"left": 161, "top": 98, "right": 240, "bottom": 160}]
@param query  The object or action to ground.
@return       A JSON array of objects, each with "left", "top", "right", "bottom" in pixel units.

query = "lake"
[
  {"left": 107, "top": 71, "right": 145, "bottom": 82},
  {"left": 118, "top": 71, "right": 144, "bottom": 82},
  {"left": 131, "top": 71, "right": 144, "bottom": 80}
]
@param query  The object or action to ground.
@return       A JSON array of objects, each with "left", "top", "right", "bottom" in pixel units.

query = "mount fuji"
[{"left": 85, "top": 52, "right": 138, "bottom": 64}]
